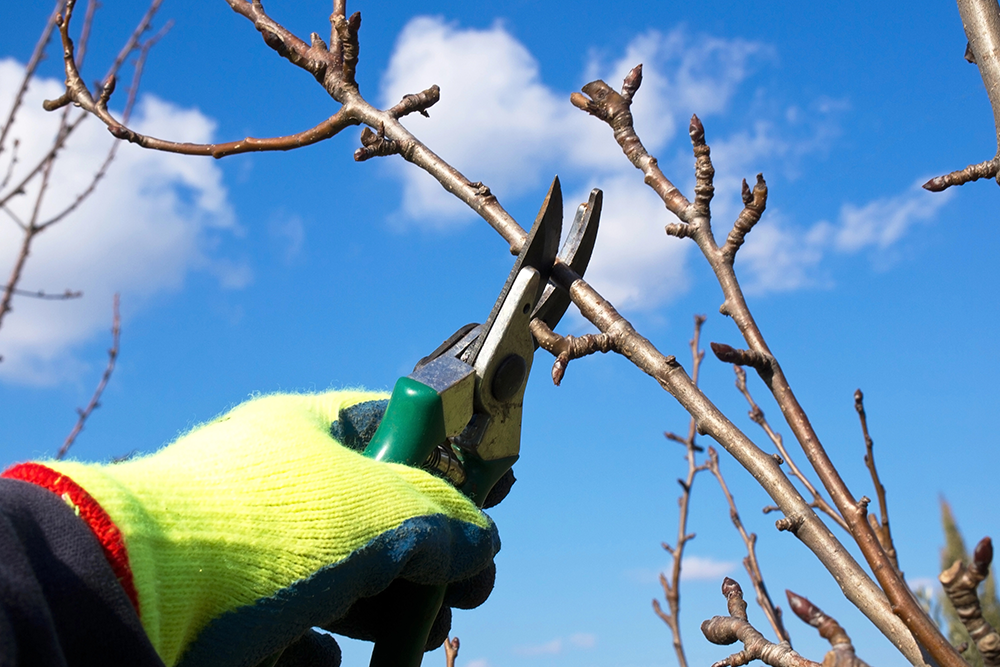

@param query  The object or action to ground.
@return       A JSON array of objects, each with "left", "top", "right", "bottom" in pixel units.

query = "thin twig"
[
  {"left": 855, "top": 389, "right": 898, "bottom": 571},
  {"left": 705, "top": 446, "right": 790, "bottom": 644},
  {"left": 653, "top": 315, "right": 710, "bottom": 667},
  {"left": 2, "top": 287, "right": 81, "bottom": 300},
  {"left": 733, "top": 366, "right": 847, "bottom": 532},
  {"left": 0, "top": 0, "right": 66, "bottom": 158},
  {"left": 57, "top": 293, "right": 120, "bottom": 460},
  {"left": 443, "top": 637, "right": 459, "bottom": 667}
]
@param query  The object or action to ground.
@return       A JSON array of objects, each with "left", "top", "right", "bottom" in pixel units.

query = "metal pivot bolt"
[{"left": 491, "top": 354, "right": 526, "bottom": 401}]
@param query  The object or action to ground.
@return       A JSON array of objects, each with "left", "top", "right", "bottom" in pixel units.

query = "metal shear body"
[{"left": 360, "top": 176, "right": 601, "bottom": 666}]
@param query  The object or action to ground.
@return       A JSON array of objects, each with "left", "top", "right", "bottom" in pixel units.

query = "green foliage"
[{"left": 939, "top": 498, "right": 1000, "bottom": 667}]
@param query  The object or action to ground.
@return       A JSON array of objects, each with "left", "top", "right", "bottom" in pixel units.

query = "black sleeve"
[{"left": 0, "top": 478, "right": 164, "bottom": 667}]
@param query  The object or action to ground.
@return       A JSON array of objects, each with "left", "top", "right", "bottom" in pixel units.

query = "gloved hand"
[{"left": 3, "top": 391, "right": 500, "bottom": 667}]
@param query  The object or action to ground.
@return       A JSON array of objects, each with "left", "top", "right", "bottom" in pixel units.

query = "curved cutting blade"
[{"left": 531, "top": 187, "right": 602, "bottom": 332}]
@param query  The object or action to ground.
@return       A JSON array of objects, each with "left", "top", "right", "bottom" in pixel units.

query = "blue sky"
[{"left": 2, "top": 1, "right": 1000, "bottom": 666}]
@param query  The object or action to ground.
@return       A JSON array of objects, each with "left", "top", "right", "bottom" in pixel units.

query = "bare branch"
[
  {"left": 711, "top": 342, "right": 774, "bottom": 377},
  {"left": 3, "top": 287, "right": 81, "bottom": 300},
  {"left": 706, "top": 447, "right": 790, "bottom": 644},
  {"left": 940, "top": 538, "right": 1000, "bottom": 667},
  {"left": 787, "top": 590, "right": 871, "bottom": 667},
  {"left": 354, "top": 124, "right": 401, "bottom": 162},
  {"left": 443, "top": 636, "right": 459, "bottom": 667},
  {"left": 702, "top": 578, "right": 819, "bottom": 667},
  {"left": 570, "top": 67, "right": 693, "bottom": 219},
  {"left": 0, "top": 1, "right": 66, "bottom": 157},
  {"left": 855, "top": 389, "right": 899, "bottom": 571},
  {"left": 923, "top": 157, "right": 999, "bottom": 191},
  {"left": 387, "top": 85, "right": 440, "bottom": 119},
  {"left": 653, "top": 315, "right": 710, "bottom": 667},
  {"left": 573, "top": 62, "right": 957, "bottom": 666},
  {"left": 722, "top": 174, "right": 768, "bottom": 263},
  {"left": 925, "top": 0, "right": 1000, "bottom": 191},
  {"left": 57, "top": 293, "right": 120, "bottom": 460},
  {"left": 733, "top": 366, "right": 848, "bottom": 533},
  {"left": 530, "top": 318, "right": 616, "bottom": 386}
]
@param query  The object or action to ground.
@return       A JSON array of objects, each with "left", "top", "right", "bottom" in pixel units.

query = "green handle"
[
  {"left": 363, "top": 377, "right": 445, "bottom": 467},
  {"left": 363, "top": 377, "right": 448, "bottom": 667}
]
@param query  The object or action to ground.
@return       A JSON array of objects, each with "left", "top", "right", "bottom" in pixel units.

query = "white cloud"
[
  {"left": 513, "top": 632, "right": 597, "bottom": 657},
  {"left": 679, "top": 554, "right": 736, "bottom": 581},
  {"left": 380, "top": 19, "right": 950, "bottom": 310},
  {"left": 465, "top": 660, "right": 491, "bottom": 667},
  {"left": 514, "top": 638, "right": 563, "bottom": 656},
  {"left": 738, "top": 180, "right": 953, "bottom": 294},
  {"left": 0, "top": 58, "right": 243, "bottom": 384}
]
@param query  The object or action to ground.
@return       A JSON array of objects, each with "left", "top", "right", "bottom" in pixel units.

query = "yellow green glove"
[{"left": 4, "top": 390, "right": 499, "bottom": 667}]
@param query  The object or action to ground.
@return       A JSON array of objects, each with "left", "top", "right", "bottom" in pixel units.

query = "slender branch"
[
  {"left": 653, "top": 315, "right": 710, "bottom": 667},
  {"left": 733, "top": 366, "right": 848, "bottom": 533},
  {"left": 57, "top": 293, "right": 120, "bottom": 460},
  {"left": 0, "top": 0, "right": 66, "bottom": 157},
  {"left": 701, "top": 578, "right": 818, "bottom": 667},
  {"left": 40, "top": 21, "right": 172, "bottom": 231},
  {"left": 705, "top": 446, "right": 790, "bottom": 644},
  {"left": 574, "top": 66, "right": 958, "bottom": 667},
  {"left": 787, "top": 590, "right": 871, "bottom": 667},
  {"left": 570, "top": 65, "right": 692, "bottom": 220},
  {"left": 940, "top": 538, "right": 1000, "bottom": 667},
  {"left": 530, "top": 319, "right": 616, "bottom": 385},
  {"left": 855, "top": 389, "right": 899, "bottom": 572},
  {"left": 3, "top": 287, "right": 81, "bottom": 300},
  {"left": 443, "top": 637, "right": 459, "bottom": 667},
  {"left": 924, "top": 0, "right": 1000, "bottom": 191}
]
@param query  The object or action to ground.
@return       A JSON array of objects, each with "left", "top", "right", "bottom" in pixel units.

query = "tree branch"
[
  {"left": 733, "top": 366, "right": 848, "bottom": 532},
  {"left": 57, "top": 293, "right": 120, "bottom": 460},
  {"left": 653, "top": 315, "right": 710, "bottom": 667},
  {"left": 706, "top": 446, "right": 790, "bottom": 644},
  {"left": 940, "top": 538, "right": 1000, "bottom": 667},
  {"left": 855, "top": 389, "right": 899, "bottom": 572},
  {"left": 443, "top": 636, "right": 459, "bottom": 667},
  {"left": 702, "top": 578, "right": 818, "bottom": 667},
  {"left": 530, "top": 319, "right": 616, "bottom": 386},
  {"left": 573, "top": 66, "right": 958, "bottom": 667},
  {"left": 925, "top": 0, "right": 1000, "bottom": 190},
  {"left": 787, "top": 590, "right": 871, "bottom": 667}
]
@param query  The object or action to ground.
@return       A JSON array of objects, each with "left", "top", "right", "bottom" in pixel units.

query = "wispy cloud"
[
  {"left": 0, "top": 58, "right": 244, "bottom": 384},
  {"left": 739, "top": 180, "right": 954, "bottom": 294},
  {"left": 513, "top": 632, "right": 597, "bottom": 657},
  {"left": 626, "top": 554, "right": 736, "bottom": 584}
]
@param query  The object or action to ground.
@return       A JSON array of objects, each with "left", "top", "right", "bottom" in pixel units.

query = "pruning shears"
[{"left": 361, "top": 176, "right": 602, "bottom": 667}]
